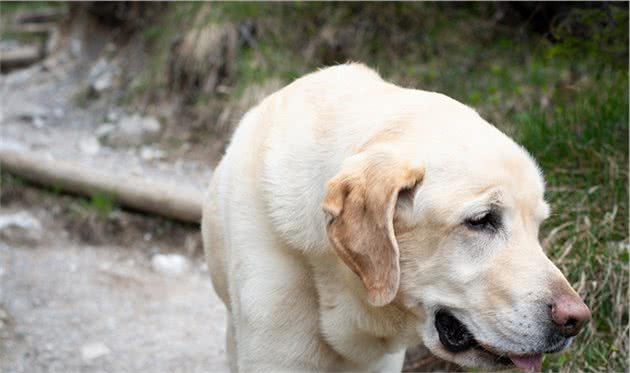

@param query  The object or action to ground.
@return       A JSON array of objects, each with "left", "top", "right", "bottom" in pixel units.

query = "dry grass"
[{"left": 515, "top": 67, "right": 628, "bottom": 372}]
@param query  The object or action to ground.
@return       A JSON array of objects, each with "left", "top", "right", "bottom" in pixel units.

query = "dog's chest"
[{"left": 307, "top": 254, "right": 414, "bottom": 367}]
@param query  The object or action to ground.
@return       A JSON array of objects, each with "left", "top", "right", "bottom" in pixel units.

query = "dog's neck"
[{"left": 307, "top": 250, "right": 421, "bottom": 367}]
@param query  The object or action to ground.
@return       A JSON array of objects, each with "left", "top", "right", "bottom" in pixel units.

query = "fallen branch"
[
  {"left": 8, "top": 23, "right": 56, "bottom": 35},
  {"left": 0, "top": 149, "right": 203, "bottom": 223},
  {"left": 15, "top": 9, "right": 65, "bottom": 24},
  {"left": 0, "top": 45, "right": 43, "bottom": 72}
]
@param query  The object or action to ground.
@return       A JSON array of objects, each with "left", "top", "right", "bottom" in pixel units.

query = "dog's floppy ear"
[{"left": 322, "top": 147, "right": 424, "bottom": 306}]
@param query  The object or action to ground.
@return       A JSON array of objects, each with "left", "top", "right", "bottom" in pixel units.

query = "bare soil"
[{"left": 0, "top": 181, "right": 228, "bottom": 373}]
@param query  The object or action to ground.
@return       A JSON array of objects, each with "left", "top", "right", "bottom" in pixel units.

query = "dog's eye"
[{"left": 464, "top": 211, "right": 500, "bottom": 232}]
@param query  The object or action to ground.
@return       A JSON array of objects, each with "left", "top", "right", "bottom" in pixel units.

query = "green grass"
[
  {"left": 0, "top": 1, "right": 61, "bottom": 16},
  {"left": 516, "top": 67, "right": 628, "bottom": 372},
  {"left": 84, "top": 192, "right": 117, "bottom": 218},
  {"left": 0, "top": 171, "right": 118, "bottom": 222}
]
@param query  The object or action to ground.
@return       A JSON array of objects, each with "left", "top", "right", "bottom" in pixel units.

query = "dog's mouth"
[{"left": 435, "top": 309, "right": 544, "bottom": 372}]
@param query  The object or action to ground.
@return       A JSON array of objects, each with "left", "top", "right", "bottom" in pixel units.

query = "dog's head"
[{"left": 323, "top": 117, "right": 589, "bottom": 371}]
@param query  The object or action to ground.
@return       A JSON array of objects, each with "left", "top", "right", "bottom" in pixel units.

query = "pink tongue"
[{"left": 509, "top": 354, "right": 543, "bottom": 372}]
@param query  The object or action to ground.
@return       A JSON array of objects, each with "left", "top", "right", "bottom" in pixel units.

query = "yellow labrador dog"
[{"left": 202, "top": 64, "right": 590, "bottom": 372}]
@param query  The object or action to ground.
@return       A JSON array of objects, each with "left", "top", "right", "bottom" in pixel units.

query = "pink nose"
[{"left": 550, "top": 295, "right": 591, "bottom": 337}]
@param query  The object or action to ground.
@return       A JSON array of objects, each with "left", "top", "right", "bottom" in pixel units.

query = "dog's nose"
[{"left": 550, "top": 295, "right": 591, "bottom": 337}]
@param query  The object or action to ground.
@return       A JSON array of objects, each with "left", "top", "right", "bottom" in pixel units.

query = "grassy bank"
[
  {"left": 136, "top": 3, "right": 628, "bottom": 372},
  {"left": 516, "top": 67, "right": 628, "bottom": 372}
]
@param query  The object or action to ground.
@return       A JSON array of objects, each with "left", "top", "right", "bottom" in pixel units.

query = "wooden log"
[
  {"left": 0, "top": 149, "right": 203, "bottom": 223},
  {"left": 8, "top": 23, "right": 56, "bottom": 35},
  {"left": 0, "top": 45, "right": 42, "bottom": 72},
  {"left": 15, "top": 9, "right": 65, "bottom": 24}
]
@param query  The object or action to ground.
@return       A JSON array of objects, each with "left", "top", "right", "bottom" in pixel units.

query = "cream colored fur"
[{"left": 202, "top": 64, "right": 584, "bottom": 372}]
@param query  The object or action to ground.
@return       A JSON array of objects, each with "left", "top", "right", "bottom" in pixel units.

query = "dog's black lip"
[
  {"left": 435, "top": 309, "right": 478, "bottom": 352},
  {"left": 474, "top": 343, "right": 516, "bottom": 366},
  {"left": 435, "top": 309, "right": 513, "bottom": 366}
]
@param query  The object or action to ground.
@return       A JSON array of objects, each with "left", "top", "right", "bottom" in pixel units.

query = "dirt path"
[
  {"left": 0, "top": 206, "right": 228, "bottom": 373},
  {"left": 0, "top": 51, "right": 213, "bottom": 193},
  {"left": 0, "top": 28, "right": 232, "bottom": 373}
]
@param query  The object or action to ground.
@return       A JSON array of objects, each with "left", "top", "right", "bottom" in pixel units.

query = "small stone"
[
  {"left": 88, "top": 59, "right": 108, "bottom": 83},
  {"left": 92, "top": 71, "right": 113, "bottom": 92},
  {"left": 13, "top": 104, "right": 48, "bottom": 123},
  {"left": 96, "top": 123, "right": 116, "bottom": 138},
  {"left": 53, "top": 107, "right": 64, "bottom": 118},
  {"left": 0, "top": 212, "right": 43, "bottom": 245},
  {"left": 32, "top": 116, "right": 46, "bottom": 128},
  {"left": 81, "top": 342, "right": 111, "bottom": 362},
  {"left": 79, "top": 137, "right": 101, "bottom": 155},
  {"left": 106, "top": 111, "right": 120, "bottom": 123},
  {"left": 151, "top": 254, "right": 190, "bottom": 276},
  {"left": 140, "top": 146, "right": 165, "bottom": 161},
  {"left": 88, "top": 58, "right": 119, "bottom": 94},
  {"left": 101, "top": 114, "right": 161, "bottom": 147},
  {"left": 70, "top": 38, "right": 81, "bottom": 57}
]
